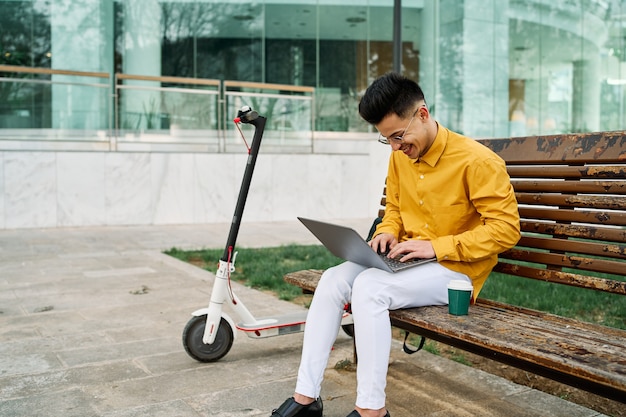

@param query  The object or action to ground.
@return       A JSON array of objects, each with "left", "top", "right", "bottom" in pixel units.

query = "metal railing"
[
  {"left": 0, "top": 65, "right": 111, "bottom": 149},
  {"left": 223, "top": 80, "right": 315, "bottom": 153},
  {"left": 0, "top": 65, "right": 316, "bottom": 152},
  {"left": 114, "top": 73, "right": 222, "bottom": 152}
]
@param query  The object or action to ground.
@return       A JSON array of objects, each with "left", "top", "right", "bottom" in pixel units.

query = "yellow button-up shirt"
[{"left": 374, "top": 124, "right": 521, "bottom": 297}]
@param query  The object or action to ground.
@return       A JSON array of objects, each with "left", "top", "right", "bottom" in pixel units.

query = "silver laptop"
[{"left": 298, "top": 217, "right": 436, "bottom": 273}]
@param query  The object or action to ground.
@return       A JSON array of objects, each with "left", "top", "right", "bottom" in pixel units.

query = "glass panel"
[
  {"left": 224, "top": 83, "right": 313, "bottom": 152},
  {"left": 265, "top": 2, "right": 316, "bottom": 87},
  {"left": 0, "top": 1, "right": 52, "bottom": 68},
  {"left": 317, "top": 2, "right": 375, "bottom": 133},
  {"left": 0, "top": 68, "right": 109, "bottom": 138},
  {"left": 160, "top": 1, "right": 263, "bottom": 81},
  {"left": 402, "top": 5, "right": 421, "bottom": 83},
  {"left": 116, "top": 76, "right": 220, "bottom": 145},
  {"left": 265, "top": 39, "right": 316, "bottom": 86},
  {"left": 509, "top": 0, "right": 619, "bottom": 136},
  {"left": 160, "top": 88, "right": 218, "bottom": 131},
  {"left": 509, "top": 2, "right": 543, "bottom": 137},
  {"left": 0, "top": 1, "right": 53, "bottom": 134},
  {"left": 51, "top": 77, "right": 110, "bottom": 131},
  {"left": 601, "top": 1, "right": 626, "bottom": 131},
  {"left": 0, "top": 70, "right": 52, "bottom": 129},
  {"left": 425, "top": 0, "right": 466, "bottom": 134}
]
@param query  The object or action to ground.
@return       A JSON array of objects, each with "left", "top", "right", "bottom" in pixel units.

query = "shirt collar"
[{"left": 416, "top": 123, "right": 447, "bottom": 167}]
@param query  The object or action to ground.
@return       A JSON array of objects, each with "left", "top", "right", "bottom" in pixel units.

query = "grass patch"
[
  {"left": 479, "top": 271, "right": 625, "bottom": 330},
  {"left": 423, "top": 339, "right": 440, "bottom": 355},
  {"left": 400, "top": 331, "right": 472, "bottom": 366},
  {"left": 166, "top": 244, "right": 625, "bottom": 330},
  {"left": 166, "top": 244, "right": 342, "bottom": 301}
]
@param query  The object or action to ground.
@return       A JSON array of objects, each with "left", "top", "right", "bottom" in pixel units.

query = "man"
[{"left": 271, "top": 72, "right": 521, "bottom": 417}]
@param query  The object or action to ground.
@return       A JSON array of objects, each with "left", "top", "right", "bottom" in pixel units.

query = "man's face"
[{"left": 376, "top": 104, "right": 429, "bottom": 160}]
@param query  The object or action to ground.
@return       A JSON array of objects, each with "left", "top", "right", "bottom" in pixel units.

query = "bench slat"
[
  {"left": 517, "top": 235, "right": 625, "bottom": 260},
  {"left": 515, "top": 193, "right": 626, "bottom": 210},
  {"left": 380, "top": 205, "right": 626, "bottom": 232},
  {"left": 510, "top": 180, "right": 626, "bottom": 194},
  {"left": 478, "top": 131, "right": 626, "bottom": 164},
  {"left": 518, "top": 206, "right": 626, "bottom": 226},
  {"left": 285, "top": 269, "right": 324, "bottom": 293},
  {"left": 507, "top": 165, "right": 626, "bottom": 179},
  {"left": 502, "top": 248, "right": 626, "bottom": 276},
  {"left": 520, "top": 221, "right": 626, "bottom": 243},
  {"left": 492, "top": 262, "right": 626, "bottom": 294}
]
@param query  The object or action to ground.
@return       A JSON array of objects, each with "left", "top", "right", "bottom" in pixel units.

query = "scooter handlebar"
[{"left": 234, "top": 106, "right": 259, "bottom": 124}]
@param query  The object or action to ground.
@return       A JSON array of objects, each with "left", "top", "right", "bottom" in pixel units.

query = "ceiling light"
[{"left": 233, "top": 15, "right": 254, "bottom": 21}]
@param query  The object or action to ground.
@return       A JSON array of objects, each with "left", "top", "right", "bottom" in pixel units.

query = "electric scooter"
[{"left": 182, "top": 106, "right": 353, "bottom": 362}]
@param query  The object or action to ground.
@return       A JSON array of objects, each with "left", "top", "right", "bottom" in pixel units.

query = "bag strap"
[{"left": 403, "top": 332, "right": 426, "bottom": 354}]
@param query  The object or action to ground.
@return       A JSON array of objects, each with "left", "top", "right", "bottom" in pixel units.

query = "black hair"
[{"left": 358, "top": 72, "right": 426, "bottom": 125}]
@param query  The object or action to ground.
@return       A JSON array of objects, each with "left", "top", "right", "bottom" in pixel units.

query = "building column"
[
  {"left": 426, "top": 0, "right": 509, "bottom": 137},
  {"left": 524, "top": 77, "right": 551, "bottom": 135},
  {"left": 572, "top": 54, "right": 601, "bottom": 132},
  {"left": 120, "top": 0, "right": 162, "bottom": 131},
  {"left": 419, "top": 0, "right": 439, "bottom": 110},
  {"left": 50, "top": 1, "right": 114, "bottom": 130}
]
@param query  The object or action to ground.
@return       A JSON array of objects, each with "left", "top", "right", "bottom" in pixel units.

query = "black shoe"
[
  {"left": 271, "top": 397, "right": 323, "bottom": 417},
  {"left": 346, "top": 411, "right": 390, "bottom": 417}
]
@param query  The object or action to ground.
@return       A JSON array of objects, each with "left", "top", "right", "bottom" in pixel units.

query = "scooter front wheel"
[{"left": 183, "top": 315, "right": 234, "bottom": 362}]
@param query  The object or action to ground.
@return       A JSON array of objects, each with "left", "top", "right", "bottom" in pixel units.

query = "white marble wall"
[
  {"left": 0, "top": 153, "right": 4, "bottom": 229},
  {"left": 58, "top": 152, "right": 107, "bottom": 226},
  {"left": 5, "top": 152, "right": 58, "bottom": 229},
  {"left": 0, "top": 142, "right": 389, "bottom": 229}
]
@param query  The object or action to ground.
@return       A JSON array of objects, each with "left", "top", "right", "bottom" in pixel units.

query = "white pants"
[{"left": 295, "top": 261, "right": 470, "bottom": 410}]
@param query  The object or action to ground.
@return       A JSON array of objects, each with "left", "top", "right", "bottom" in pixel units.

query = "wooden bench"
[{"left": 285, "top": 131, "right": 626, "bottom": 404}]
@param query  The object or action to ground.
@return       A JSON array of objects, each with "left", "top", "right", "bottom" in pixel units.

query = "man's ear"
[{"left": 418, "top": 105, "right": 429, "bottom": 121}]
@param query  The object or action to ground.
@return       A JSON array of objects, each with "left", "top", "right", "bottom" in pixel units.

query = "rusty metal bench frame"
[{"left": 284, "top": 131, "right": 626, "bottom": 404}]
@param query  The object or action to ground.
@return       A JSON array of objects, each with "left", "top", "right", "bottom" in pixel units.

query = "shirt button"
[
  {"left": 425, "top": 224, "right": 429, "bottom": 228},
  {"left": 419, "top": 200, "right": 424, "bottom": 205},
  {"left": 420, "top": 175, "right": 424, "bottom": 179}
]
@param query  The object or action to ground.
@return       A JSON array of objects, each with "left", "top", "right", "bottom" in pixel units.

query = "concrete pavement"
[{"left": 0, "top": 220, "right": 608, "bottom": 416}]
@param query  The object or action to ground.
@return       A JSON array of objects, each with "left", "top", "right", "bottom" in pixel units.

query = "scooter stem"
[{"left": 221, "top": 107, "right": 266, "bottom": 262}]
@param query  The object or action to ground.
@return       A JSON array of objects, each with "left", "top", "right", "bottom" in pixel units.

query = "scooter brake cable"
[
  {"left": 234, "top": 120, "right": 251, "bottom": 154},
  {"left": 226, "top": 245, "right": 237, "bottom": 305}
]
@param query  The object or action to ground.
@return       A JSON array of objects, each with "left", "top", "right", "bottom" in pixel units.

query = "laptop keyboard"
[{"left": 378, "top": 252, "right": 429, "bottom": 270}]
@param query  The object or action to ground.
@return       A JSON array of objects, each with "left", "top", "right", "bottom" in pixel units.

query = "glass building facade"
[{"left": 1, "top": 0, "right": 625, "bottom": 148}]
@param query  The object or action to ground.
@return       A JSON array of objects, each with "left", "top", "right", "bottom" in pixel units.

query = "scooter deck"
[{"left": 236, "top": 311, "right": 307, "bottom": 338}]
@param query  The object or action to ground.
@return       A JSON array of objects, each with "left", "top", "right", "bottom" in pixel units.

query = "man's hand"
[
  {"left": 387, "top": 239, "right": 436, "bottom": 262},
  {"left": 368, "top": 233, "right": 398, "bottom": 254}
]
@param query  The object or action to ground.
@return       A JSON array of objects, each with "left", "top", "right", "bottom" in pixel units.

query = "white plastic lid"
[{"left": 447, "top": 280, "right": 473, "bottom": 291}]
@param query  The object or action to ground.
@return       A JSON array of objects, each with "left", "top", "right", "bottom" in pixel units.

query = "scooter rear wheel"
[{"left": 183, "top": 315, "right": 234, "bottom": 362}]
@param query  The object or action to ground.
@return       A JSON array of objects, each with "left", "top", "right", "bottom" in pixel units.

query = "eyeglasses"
[{"left": 377, "top": 105, "right": 425, "bottom": 145}]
